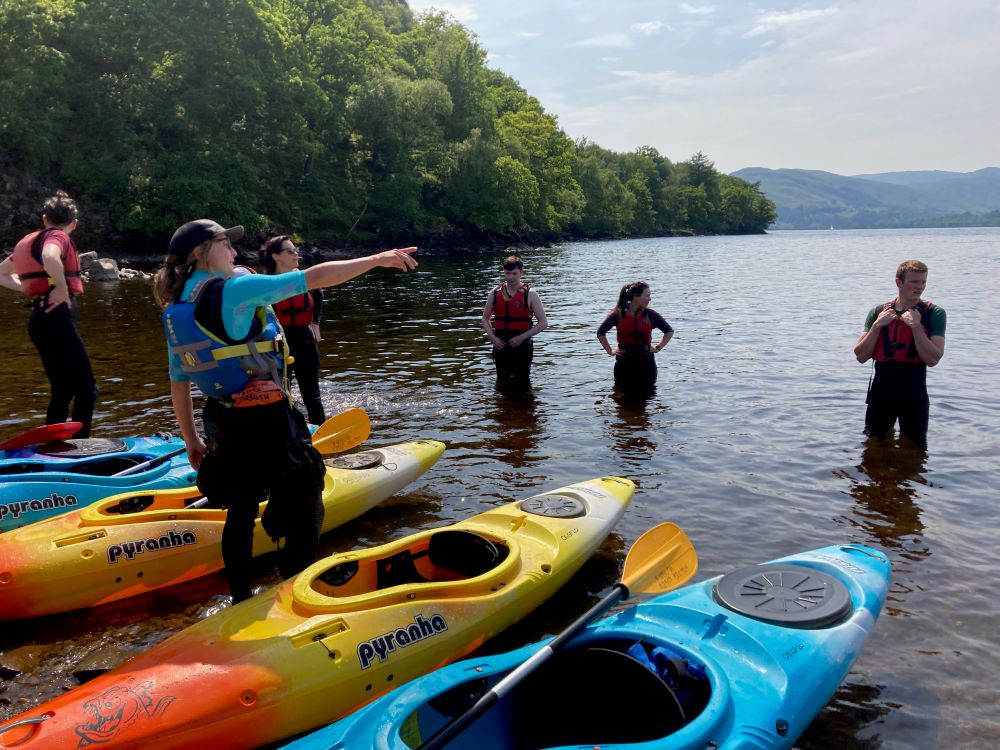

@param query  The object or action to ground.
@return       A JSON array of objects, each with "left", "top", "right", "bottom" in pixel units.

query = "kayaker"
[
  {"left": 854, "top": 259, "right": 946, "bottom": 449},
  {"left": 153, "top": 219, "right": 417, "bottom": 603},
  {"left": 597, "top": 281, "right": 673, "bottom": 395},
  {"left": 260, "top": 236, "right": 326, "bottom": 425},
  {"left": 481, "top": 256, "right": 548, "bottom": 391},
  {"left": 0, "top": 191, "right": 97, "bottom": 438}
]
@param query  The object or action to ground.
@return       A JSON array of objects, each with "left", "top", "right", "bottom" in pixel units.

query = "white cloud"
[
  {"left": 454, "top": 1, "right": 1000, "bottom": 173},
  {"left": 744, "top": 7, "right": 838, "bottom": 39},
  {"left": 631, "top": 20, "right": 673, "bottom": 35},
  {"left": 680, "top": 3, "right": 715, "bottom": 14},
  {"left": 517, "top": 31, "right": 541, "bottom": 38},
  {"left": 572, "top": 33, "right": 632, "bottom": 48}
]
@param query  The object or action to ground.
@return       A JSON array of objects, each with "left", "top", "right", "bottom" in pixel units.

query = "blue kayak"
[
  {"left": 284, "top": 543, "right": 890, "bottom": 750},
  {"left": 0, "top": 435, "right": 194, "bottom": 532}
]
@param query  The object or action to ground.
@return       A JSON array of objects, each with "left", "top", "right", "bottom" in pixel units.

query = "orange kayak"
[
  {"left": 0, "top": 476, "right": 633, "bottom": 749},
  {"left": 0, "top": 440, "right": 444, "bottom": 619}
]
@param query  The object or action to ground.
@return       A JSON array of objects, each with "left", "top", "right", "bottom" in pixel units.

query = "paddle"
[
  {"left": 0, "top": 422, "right": 83, "bottom": 451},
  {"left": 184, "top": 409, "right": 372, "bottom": 509},
  {"left": 310, "top": 407, "right": 371, "bottom": 455},
  {"left": 112, "top": 446, "right": 188, "bottom": 477},
  {"left": 417, "top": 522, "right": 698, "bottom": 750}
]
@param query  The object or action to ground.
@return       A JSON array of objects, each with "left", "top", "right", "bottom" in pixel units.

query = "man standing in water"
[
  {"left": 0, "top": 191, "right": 97, "bottom": 437},
  {"left": 482, "top": 256, "right": 548, "bottom": 391},
  {"left": 854, "top": 260, "right": 946, "bottom": 449}
]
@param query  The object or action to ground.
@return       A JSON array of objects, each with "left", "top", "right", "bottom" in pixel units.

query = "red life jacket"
[
  {"left": 872, "top": 300, "right": 934, "bottom": 363},
  {"left": 273, "top": 292, "right": 314, "bottom": 329},
  {"left": 10, "top": 228, "right": 84, "bottom": 297},
  {"left": 491, "top": 284, "right": 532, "bottom": 332},
  {"left": 617, "top": 308, "right": 653, "bottom": 348}
]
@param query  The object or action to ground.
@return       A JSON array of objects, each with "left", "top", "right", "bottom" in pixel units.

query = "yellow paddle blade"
[
  {"left": 621, "top": 522, "right": 698, "bottom": 595},
  {"left": 310, "top": 408, "right": 371, "bottom": 454}
]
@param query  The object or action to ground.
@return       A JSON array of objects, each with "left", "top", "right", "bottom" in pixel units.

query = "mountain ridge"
[{"left": 731, "top": 166, "right": 1000, "bottom": 229}]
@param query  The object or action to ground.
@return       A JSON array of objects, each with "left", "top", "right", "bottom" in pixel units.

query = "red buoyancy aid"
[
  {"left": 11, "top": 228, "right": 84, "bottom": 297},
  {"left": 872, "top": 300, "right": 935, "bottom": 364},
  {"left": 273, "top": 292, "right": 314, "bottom": 329},
  {"left": 491, "top": 285, "right": 532, "bottom": 332},
  {"left": 616, "top": 309, "right": 653, "bottom": 348}
]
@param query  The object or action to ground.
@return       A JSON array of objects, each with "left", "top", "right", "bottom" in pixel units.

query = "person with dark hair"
[
  {"left": 481, "top": 256, "right": 548, "bottom": 391},
  {"left": 854, "top": 259, "right": 946, "bottom": 449},
  {"left": 597, "top": 281, "right": 674, "bottom": 396},
  {"left": 0, "top": 191, "right": 97, "bottom": 437},
  {"left": 154, "top": 219, "right": 417, "bottom": 602},
  {"left": 260, "top": 236, "right": 326, "bottom": 425}
]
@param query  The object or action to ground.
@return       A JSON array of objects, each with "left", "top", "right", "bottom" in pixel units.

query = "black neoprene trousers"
[{"left": 28, "top": 298, "right": 97, "bottom": 438}]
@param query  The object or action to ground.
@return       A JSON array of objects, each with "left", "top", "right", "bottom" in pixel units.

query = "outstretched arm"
[{"left": 304, "top": 247, "right": 417, "bottom": 290}]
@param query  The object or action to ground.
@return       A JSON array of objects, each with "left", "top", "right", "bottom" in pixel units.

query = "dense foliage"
[{"left": 1, "top": 0, "right": 776, "bottom": 250}]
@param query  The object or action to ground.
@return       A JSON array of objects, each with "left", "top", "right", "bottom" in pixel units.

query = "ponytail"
[
  {"left": 610, "top": 281, "right": 649, "bottom": 316},
  {"left": 153, "top": 254, "right": 198, "bottom": 308}
]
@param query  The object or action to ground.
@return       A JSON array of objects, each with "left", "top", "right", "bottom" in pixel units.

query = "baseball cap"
[{"left": 168, "top": 219, "right": 244, "bottom": 259}]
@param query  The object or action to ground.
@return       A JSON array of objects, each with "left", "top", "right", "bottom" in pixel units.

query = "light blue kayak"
[
  {"left": 0, "top": 435, "right": 194, "bottom": 532},
  {"left": 284, "top": 543, "right": 890, "bottom": 750}
]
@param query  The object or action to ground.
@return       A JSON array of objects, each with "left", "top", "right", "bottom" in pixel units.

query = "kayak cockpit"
[
  {"left": 400, "top": 638, "right": 711, "bottom": 749},
  {"left": 293, "top": 530, "right": 514, "bottom": 614}
]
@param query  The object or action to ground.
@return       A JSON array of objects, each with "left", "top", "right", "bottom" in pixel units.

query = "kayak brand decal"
[
  {"left": 811, "top": 553, "right": 866, "bottom": 576},
  {"left": 0, "top": 492, "right": 78, "bottom": 521},
  {"left": 357, "top": 613, "right": 448, "bottom": 669},
  {"left": 74, "top": 680, "right": 175, "bottom": 747},
  {"left": 107, "top": 530, "right": 198, "bottom": 564}
]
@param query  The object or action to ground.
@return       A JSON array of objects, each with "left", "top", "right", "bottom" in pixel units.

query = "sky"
[{"left": 406, "top": 0, "right": 1000, "bottom": 175}]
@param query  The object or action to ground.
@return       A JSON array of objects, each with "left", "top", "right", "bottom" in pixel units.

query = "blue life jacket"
[{"left": 163, "top": 277, "right": 287, "bottom": 400}]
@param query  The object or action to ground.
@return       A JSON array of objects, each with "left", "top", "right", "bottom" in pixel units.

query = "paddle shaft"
[
  {"left": 111, "top": 446, "right": 188, "bottom": 477},
  {"left": 418, "top": 583, "right": 629, "bottom": 750}
]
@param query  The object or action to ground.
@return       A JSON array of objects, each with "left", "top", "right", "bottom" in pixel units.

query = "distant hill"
[{"left": 730, "top": 167, "right": 1000, "bottom": 229}]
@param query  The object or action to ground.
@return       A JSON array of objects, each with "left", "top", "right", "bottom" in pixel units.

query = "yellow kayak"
[
  {"left": 0, "top": 440, "right": 445, "bottom": 620},
  {"left": 0, "top": 476, "right": 633, "bottom": 750}
]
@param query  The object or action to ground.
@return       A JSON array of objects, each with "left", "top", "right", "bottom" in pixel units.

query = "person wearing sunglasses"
[
  {"left": 260, "top": 236, "right": 326, "bottom": 426},
  {"left": 154, "top": 219, "right": 417, "bottom": 602},
  {"left": 481, "top": 255, "right": 548, "bottom": 392}
]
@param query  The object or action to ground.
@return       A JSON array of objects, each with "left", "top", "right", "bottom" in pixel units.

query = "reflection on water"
[
  {"left": 843, "top": 438, "right": 929, "bottom": 554},
  {"left": 2, "top": 230, "right": 1000, "bottom": 748},
  {"left": 482, "top": 391, "right": 544, "bottom": 472}
]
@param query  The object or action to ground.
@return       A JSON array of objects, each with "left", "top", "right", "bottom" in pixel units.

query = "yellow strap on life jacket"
[{"left": 210, "top": 338, "right": 280, "bottom": 361}]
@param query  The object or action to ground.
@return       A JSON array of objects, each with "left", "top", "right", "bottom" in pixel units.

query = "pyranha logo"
[
  {"left": 106, "top": 530, "right": 198, "bottom": 564},
  {"left": 357, "top": 613, "right": 448, "bottom": 669},
  {"left": 0, "top": 493, "right": 78, "bottom": 522},
  {"left": 74, "top": 681, "right": 174, "bottom": 747}
]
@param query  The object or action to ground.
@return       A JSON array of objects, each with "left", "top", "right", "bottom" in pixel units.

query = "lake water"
[{"left": 1, "top": 228, "right": 998, "bottom": 748}]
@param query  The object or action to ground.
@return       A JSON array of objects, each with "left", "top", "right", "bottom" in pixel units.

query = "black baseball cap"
[{"left": 168, "top": 219, "right": 244, "bottom": 259}]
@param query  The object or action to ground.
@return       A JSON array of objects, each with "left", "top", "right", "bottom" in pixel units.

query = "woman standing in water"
[
  {"left": 597, "top": 281, "right": 674, "bottom": 395},
  {"left": 260, "top": 236, "right": 326, "bottom": 425},
  {"left": 154, "top": 219, "right": 416, "bottom": 602}
]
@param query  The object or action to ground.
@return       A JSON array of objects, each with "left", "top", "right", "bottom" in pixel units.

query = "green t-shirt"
[{"left": 864, "top": 302, "right": 946, "bottom": 337}]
